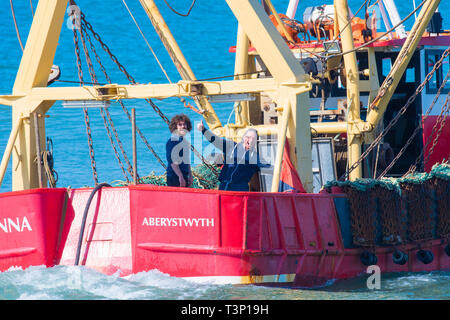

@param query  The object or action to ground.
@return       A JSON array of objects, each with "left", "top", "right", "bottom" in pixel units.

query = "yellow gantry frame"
[
  {"left": 0, "top": 0, "right": 315, "bottom": 192},
  {"left": 0, "top": 0, "right": 441, "bottom": 192}
]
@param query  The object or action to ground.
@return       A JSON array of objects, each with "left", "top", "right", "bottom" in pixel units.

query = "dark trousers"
[{"left": 167, "top": 175, "right": 190, "bottom": 187}]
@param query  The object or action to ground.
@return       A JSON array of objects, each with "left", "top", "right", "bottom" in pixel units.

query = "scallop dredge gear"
[{"left": 324, "top": 162, "right": 450, "bottom": 248}]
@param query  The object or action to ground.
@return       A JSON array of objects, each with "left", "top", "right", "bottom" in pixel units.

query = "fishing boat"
[{"left": 0, "top": 0, "right": 448, "bottom": 287}]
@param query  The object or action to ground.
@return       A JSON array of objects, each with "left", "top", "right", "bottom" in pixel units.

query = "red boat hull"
[{"left": 0, "top": 186, "right": 448, "bottom": 287}]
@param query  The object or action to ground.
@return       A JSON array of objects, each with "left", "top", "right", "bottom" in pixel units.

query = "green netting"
[
  {"left": 112, "top": 164, "right": 220, "bottom": 189},
  {"left": 324, "top": 176, "right": 401, "bottom": 194},
  {"left": 324, "top": 162, "right": 450, "bottom": 194}
]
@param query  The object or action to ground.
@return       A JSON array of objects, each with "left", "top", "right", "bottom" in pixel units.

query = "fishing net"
[{"left": 112, "top": 164, "right": 220, "bottom": 190}]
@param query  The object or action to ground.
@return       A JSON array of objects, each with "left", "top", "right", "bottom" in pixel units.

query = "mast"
[
  {"left": 138, "top": 0, "right": 222, "bottom": 131},
  {"left": 6, "top": 0, "right": 68, "bottom": 190},
  {"left": 286, "top": 0, "right": 299, "bottom": 19},
  {"left": 335, "top": 0, "right": 363, "bottom": 181}
]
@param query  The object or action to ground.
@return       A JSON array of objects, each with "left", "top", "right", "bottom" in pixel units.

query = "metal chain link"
[
  {"left": 80, "top": 12, "right": 219, "bottom": 177},
  {"left": 344, "top": 187, "right": 378, "bottom": 247},
  {"left": 343, "top": 46, "right": 450, "bottom": 180},
  {"left": 72, "top": 17, "right": 99, "bottom": 185},
  {"left": 423, "top": 101, "right": 449, "bottom": 168},
  {"left": 80, "top": 13, "right": 170, "bottom": 124},
  {"left": 78, "top": 23, "right": 133, "bottom": 183},
  {"left": 406, "top": 93, "right": 450, "bottom": 175},
  {"left": 401, "top": 182, "right": 435, "bottom": 243},
  {"left": 84, "top": 42, "right": 167, "bottom": 171}
]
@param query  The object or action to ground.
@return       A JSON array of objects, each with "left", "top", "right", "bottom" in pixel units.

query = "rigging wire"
[
  {"left": 341, "top": 45, "right": 450, "bottom": 180},
  {"left": 330, "top": 0, "right": 371, "bottom": 43},
  {"left": 122, "top": 0, "right": 173, "bottom": 84},
  {"left": 9, "top": 0, "right": 24, "bottom": 51},
  {"left": 29, "top": 0, "right": 34, "bottom": 17},
  {"left": 162, "top": 0, "right": 196, "bottom": 17}
]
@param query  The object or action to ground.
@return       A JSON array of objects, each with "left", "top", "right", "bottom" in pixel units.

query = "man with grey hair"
[{"left": 197, "top": 120, "right": 269, "bottom": 191}]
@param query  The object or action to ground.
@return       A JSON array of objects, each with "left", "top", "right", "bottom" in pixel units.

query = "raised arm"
[{"left": 197, "top": 120, "right": 229, "bottom": 152}]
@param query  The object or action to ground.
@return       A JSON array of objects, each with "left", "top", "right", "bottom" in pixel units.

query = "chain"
[
  {"left": 81, "top": 23, "right": 145, "bottom": 180},
  {"left": 162, "top": 0, "right": 196, "bottom": 17},
  {"left": 72, "top": 18, "right": 99, "bottom": 185},
  {"left": 342, "top": 46, "right": 450, "bottom": 180},
  {"left": 81, "top": 12, "right": 219, "bottom": 177},
  {"left": 401, "top": 182, "right": 435, "bottom": 243},
  {"left": 432, "top": 176, "right": 450, "bottom": 239},
  {"left": 78, "top": 12, "right": 167, "bottom": 172},
  {"left": 403, "top": 91, "right": 450, "bottom": 177},
  {"left": 80, "top": 13, "right": 170, "bottom": 124},
  {"left": 344, "top": 187, "right": 378, "bottom": 247},
  {"left": 79, "top": 24, "right": 134, "bottom": 183},
  {"left": 372, "top": 186, "right": 406, "bottom": 245},
  {"left": 423, "top": 101, "right": 449, "bottom": 169}
]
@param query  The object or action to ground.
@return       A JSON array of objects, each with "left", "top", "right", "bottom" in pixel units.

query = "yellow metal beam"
[
  {"left": 365, "top": 0, "right": 441, "bottom": 130},
  {"left": 226, "top": 0, "right": 305, "bottom": 84},
  {"left": 336, "top": 0, "right": 362, "bottom": 181},
  {"left": 139, "top": 0, "right": 222, "bottom": 130},
  {"left": 263, "top": 0, "right": 295, "bottom": 43},
  {"left": 271, "top": 101, "right": 291, "bottom": 192},
  {"left": 233, "top": 24, "right": 251, "bottom": 126},
  {"left": 9, "top": 0, "right": 67, "bottom": 191},
  {"left": 0, "top": 78, "right": 290, "bottom": 107},
  {"left": 13, "top": 0, "right": 68, "bottom": 94},
  {"left": 0, "top": 117, "right": 23, "bottom": 188}
]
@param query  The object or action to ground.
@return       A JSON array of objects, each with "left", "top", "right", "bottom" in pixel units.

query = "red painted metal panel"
[
  {"left": 0, "top": 185, "right": 447, "bottom": 285},
  {"left": 58, "top": 187, "right": 132, "bottom": 276},
  {"left": 0, "top": 188, "right": 67, "bottom": 271},
  {"left": 422, "top": 115, "right": 450, "bottom": 171}
]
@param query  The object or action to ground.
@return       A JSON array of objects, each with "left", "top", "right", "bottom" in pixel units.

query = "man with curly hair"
[{"left": 166, "top": 114, "right": 193, "bottom": 187}]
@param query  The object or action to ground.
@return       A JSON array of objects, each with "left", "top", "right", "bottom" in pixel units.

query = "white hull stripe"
[{"left": 181, "top": 273, "right": 297, "bottom": 285}]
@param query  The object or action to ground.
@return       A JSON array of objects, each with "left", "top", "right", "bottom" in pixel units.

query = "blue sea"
[{"left": 0, "top": 0, "right": 449, "bottom": 300}]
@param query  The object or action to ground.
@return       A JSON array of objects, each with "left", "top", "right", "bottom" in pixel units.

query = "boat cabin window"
[
  {"left": 425, "top": 49, "right": 450, "bottom": 94},
  {"left": 381, "top": 57, "right": 392, "bottom": 79}
]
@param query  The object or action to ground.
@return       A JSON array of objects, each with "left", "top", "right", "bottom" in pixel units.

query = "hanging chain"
[
  {"left": 81, "top": 23, "right": 167, "bottom": 171},
  {"left": 71, "top": 12, "right": 99, "bottom": 185},
  {"left": 342, "top": 46, "right": 450, "bottom": 180},
  {"left": 404, "top": 92, "right": 450, "bottom": 176},
  {"left": 80, "top": 12, "right": 219, "bottom": 177},
  {"left": 78, "top": 23, "right": 133, "bottom": 183},
  {"left": 423, "top": 101, "right": 449, "bottom": 169},
  {"left": 80, "top": 13, "right": 170, "bottom": 124}
]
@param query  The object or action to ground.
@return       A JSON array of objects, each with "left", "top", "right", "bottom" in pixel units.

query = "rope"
[
  {"left": 29, "top": 0, "right": 34, "bottom": 17},
  {"left": 122, "top": 0, "right": 173, "bottom": 84},
  {"left": 41, "top": 138, "right": 58, "bottom": 188},
  {"left": 162, "top": 0, "right": 196, "bottom": 17},
  {"left": 9, "top": 0, "right": 24, "bottom": 51}
]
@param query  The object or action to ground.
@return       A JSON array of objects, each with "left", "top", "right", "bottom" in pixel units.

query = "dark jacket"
[
  {"left": 166, "top": 134, "right": 191, "bottom": 178},
  {"left": 201, "top": 128, "right": 268, "bottom": 191}
]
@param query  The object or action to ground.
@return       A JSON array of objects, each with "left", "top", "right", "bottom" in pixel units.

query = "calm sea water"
[{"left": 0, "top": 0, "right": 448, "bottom": 300}]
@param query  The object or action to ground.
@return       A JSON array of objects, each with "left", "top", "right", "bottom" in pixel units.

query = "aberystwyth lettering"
[
  {"left": 142, "top": 217, "right": 214, "bottom": 227},
  {"left": 0, "top": 217, "right": 32, "bottom": 233}
]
